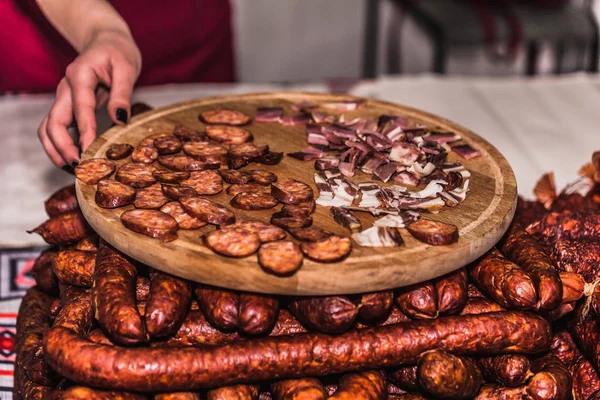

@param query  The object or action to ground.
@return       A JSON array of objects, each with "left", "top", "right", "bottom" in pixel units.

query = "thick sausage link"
[
  {"left": 288, "top": 296, "right": 358, "bottom": 334},
  {"left": 469, "top": 248, "right": 537, "bottom": 310},
  {"left": 93, "top": 241, "right": 147, "bottom": 345},
  {"left": 44, "top": 311, "right": 551, "bottom": 392},
  {"left": 31, "top": 249, "right": 58, "bottom": 295},
  {"left": 395, "top": 282, "right": 438, "bottom": 320},
  {"left": 417, "top": 351, "right": 482, "bottom": 399},
  {"left": 526, "top": 355, "right": 571, "bottom": 400},
  {"left": 477, "top": 355, "right": 532, "bottom": 387},
  {"left": 145, "top": 270, "right": 192, "bottom": 338},
  {"left": 329, "top": 370, "right": 387, "bottom": 400},
  {"left": 572, "top": 356, "right": 600, "bottom": 400},
  {"left": 474, "top": 385, "right": 525, "bottom": 400},
  {"left": 207, "top": 385, "right": 258, "bottom": 400},
  {"left": 459, "top": 298, "right": 505, "bottom": 315},
  {"left": 500, "top": 224, "right": 562, "bottom": 311},
  {"left": 28, "top": 211, "right": 94, "bottom": 245},
  {"left": 61, "top": 386, "right": 148, "bottom": 399},
  {"left": 271, "top": 378, "right": 326, "bottom": 400},
  {"left": 358, "top": 291, "right": 394, "bottom": 322},
  {"left": 435, "top": 268, "right": 468, "bottom": 315},
  {"left": 195, "top": 285, "right": 239, "bottom": 330},
  {"left": 44, "top": 184, "right": 79, "bottom": 217},
  {"left": 239, "top": 294, "right": 279, "bottom": 336},
  {"left": 389, "top": 366, "right": 418, "bottom": 391},
  {"left": 155, "top": 393, "right": 201, "bottom": 400},
  {"left": 52, "top": 249, "right": 96, "bottom": 287}
]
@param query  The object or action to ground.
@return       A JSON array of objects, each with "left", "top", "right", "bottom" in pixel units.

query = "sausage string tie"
[{"left": 581, "top": 277, "right": 600, "bottom": 318}]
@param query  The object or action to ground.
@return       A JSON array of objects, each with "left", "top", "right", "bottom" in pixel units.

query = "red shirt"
[{"left": 0, "top": 0, "right": 235, "bottom": 93}]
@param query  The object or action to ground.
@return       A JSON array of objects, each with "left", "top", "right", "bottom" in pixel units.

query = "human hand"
[{"left": 38, "top": 29, "right": 141, "bottom": 168}]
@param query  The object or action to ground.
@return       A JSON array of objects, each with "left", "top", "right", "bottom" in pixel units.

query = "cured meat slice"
[
  {"left": 226, "top": 220, "right": 286, "bottom": 243},
  {"left": 282, "top": 201, "right": 316, "bottom": 218},
  {"left": 272, "top": 179, "right": 314, "bottom": 204},
  {"left": 258, "top": 241, "right": 303, "bottom": 276},
  {"left": 248, "top": 170, "right": 277, "bottom": 185},
  {"left": 218, "top": 169, "right": 253, "bottom": 184},
  {"left": 173, "top": 124, "right": 205, "bottom": 142},
  {"left": 231, "top": 192, "right": 279, "bottom": 210},
  {"left": 180, "top": 197, "right": 235, "bottom": 226},
  {"left": 452, "top": 144, "right": 481, "bottom": 160},
  {"left": 199, "top": 109, "right": 251, "bottom": 125},
  {"left": 229, "top": 143, "right": 269, "bottom": 159},
  {"left": 183, "top": 141, "right": 228, "bottom": 163},
  {"left": 106, "top": 143, "right": 133, "bottom": 160},
  {"left": 133, "top": 183, "right": 169, "bottom": 209},
  {"left": 139, "top": 133, "right": 170, "bottom": 147},
  {"left": 255, "top": 151, "right": 284, "bottom": 165},
  {"left": 271, "top": 212, "right": 313, "bottom": 229},
  {"left": 330, "top": 206, "right": 362, "bottom": 232},
  {"left": 300, "top": 235, "right": 352, "bottom": 262},
  {"left": 153, "top": 135, "right": 182, "bottom": 155},
  {"left": 74, "top": 158, "right": 115, "bottom": 184},
  {"left": 152, "top": 169, "right": 190, "bottom": 184},
  {"left": 205, "top": 229, "right": 260, "bottom": 257},
  {"left": 255, "top": 107, "right": 283, "bottom": 122},
  {"left": 95, "top": 180, "right": 136, "bottom": 208},
  {"left": 181, "top": 170, "right": 223, "bottom": 195},
  {"left": 120, "top": 209, "right": 178, "bottom": 241},
  {"left": 160, "top": 201, "right": 206, "bottom": 230},
  {"left": 228, "top": 157, "right": 252, "bottom": 170},
  {"left": 206, "top": 125, "right": 253, "bottom": 145},
  {"left": 226, "top": 183, "right": 271, "bottom": 196},
  {"left": 131, "top": 146, "right": 159, "bottom": 164},
  {"left": 289, "top": 227, "right": 333, "bottom": 242},
  {"left": 158, "top": 155, "right": 220, "bottom": 171},
  {"left": 161, "top": 184, "right": 198, "bottom": 200},
  {"left": 407, "top": 219, "right": 459, "bottom": 246},
  {"left": 115, "top": 163, "right": 157, "bottom": 188}
]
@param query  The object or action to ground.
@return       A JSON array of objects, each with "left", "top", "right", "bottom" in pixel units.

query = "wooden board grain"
[{"left": 76, "top": 92, "right": 517, "bottom": 295}]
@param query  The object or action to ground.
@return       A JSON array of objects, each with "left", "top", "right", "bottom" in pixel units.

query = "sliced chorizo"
[
  {"left": 153, "top": 135, "right": 182, "bottom": 155},
  {"left": 231, "top": 192, "right": 279, "bottom": 210},
  {"left": 183, "top": 141, "right": 228, "bottom": 164},
  {"left": 255, "top": 151, "right": 283, "bottom": 165},
  {"left": 227, "top": 183, "right": 271, "bottom": 196},
  {"left": 134, "top": 183, "right": 169, "bottom": 209},
  {"left": 161, "top": 184, "right": 198, "bottom": 201},
  {"left": 206, "top": 125, "right": 253, "bottom": 145},
  {"left": 288, "top": 227, "right": 332, "bottom": 242},
  {"left": 160, "top": 202, "right": 206, "bottom": 230},
  {"left": 116, "top": 162, "right": 157, "bottom": 188},
  {"left": 158, "top": 155, "right": 220, "bottom": 172},
  {"left": 106, "top": 143, "right": 134, "bottom": 160},
  {"left": 180, "top": 197, "right": 234, "bottom": 226},
  {"left": 74, "top": 158, "right": 116, "bottom": 184},
  {"left": 173, "top": 124, "right": 205, "bottom": 142},
  {"left": 205, "top": 228, "right": 260, "bottom": 258},
  {"left": 132, "top": 146, "right": 159, "bottom": 164},
  {"left": 271, "top": 212, "right": 313, "bottom": 230},
  {"left": 120, "top": 209, "right": 179, "bottom": 241},
  {"left": 95, "top": 180, "right": 136, "bottom": 208},
  {"left": 281, "top": 201, "right": 315, "bottom": 218},
  {"left": 258, "top": 241, "right": 303, "bottom": 276},
  {"left": 406, "top": 219, "right": 458, "bottom": 246},
  {"left": 271, "top": 180, "right": 314, "bottom": 205},
  {"left": 219, "top": 169, "right": 252, "bottom": 184},
  {"left": 248, "top": 170, "right": 277, "bottom": 185},
  {"left": 227, "top": 220, "right": 286, "bottom": 243},
  {"left": 300, "top": 235, "right": 351, "bottom": 262},
  {"left": 229, "top": 142, "right": 268, "bottom": 159},
  {"left": 180, "top": 170, "right": 223, "bottom": 195},
  {"left": 200, "top": 109, "right": 251, "bottom": 125},
  {"left": 153, "top": 169, "right": 190, "bottom": 184}
]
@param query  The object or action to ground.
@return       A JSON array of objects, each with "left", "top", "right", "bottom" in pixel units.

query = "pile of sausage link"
[{"left": 15, "top": 152, "right": 600, "bottom": 400}]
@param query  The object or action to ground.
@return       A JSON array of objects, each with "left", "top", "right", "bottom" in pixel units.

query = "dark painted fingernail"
[
  {"left": 116, "top": 108, "right": 128, "bottom": 124},
  {"left": 71, "top": 161, "right": 79, "bottom": 168},
  {"left": 62, "top": 165, "right": 75, "bottom": 175}
]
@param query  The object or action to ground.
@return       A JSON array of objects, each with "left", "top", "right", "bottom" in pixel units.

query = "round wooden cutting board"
[{"left": 77, "top": 92, "right": 517, "bottom": 295}]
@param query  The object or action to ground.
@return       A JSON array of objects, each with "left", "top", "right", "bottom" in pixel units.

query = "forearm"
[{"left": 36, "top": 0, "right": 132, "bottom": 52}]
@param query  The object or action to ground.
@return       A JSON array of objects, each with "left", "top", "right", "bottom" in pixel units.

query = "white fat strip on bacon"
[
  {"left": 373, "top": 211, "right": 420, "bottom": 228},
  {"left": 358, "top": 182, "right": 381, "bottom": 208},
  {"left": 351, "top": 226, "right": 405, "bottom": 247},
  {"left": 314, "top": 173, "right": 358, "bottom": 207}
]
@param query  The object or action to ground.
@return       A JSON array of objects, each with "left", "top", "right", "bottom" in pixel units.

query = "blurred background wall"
[{"left": 232, "top": 0, "right": 600, "bottom": 81}]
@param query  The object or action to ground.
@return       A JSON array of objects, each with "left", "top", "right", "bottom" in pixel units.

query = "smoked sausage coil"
[
  {"left": 31, "top": 249, "right": 58, "bottom": 295},
  {"left": 238, "top": 293, "right": 279, "bottom": 336},
  {"left": 60, "top": 386, "right": 148, "bottom": 399},
  {"left": 15, "top": 287, "right": 54, "bottom": 394},
  {"left": 526, "top": 354, "right": 571, "bottom": 400},
  {"left": 28, "top": 211, "right": 94, "bottom": 246},
  {"left": 44, "top": 311, "right": 551, "bottom": 392},
  {"left": 195, "top": 285, "right": 239, "bottom": 330},
  {"left": 328, "top": 370, "right": 387, "bottom": 400},
  {"left": 417, "top": 350, "right": 483, "bottom": 399},
  {"left": 434, "top": 268, "right": 468, "bottom": 315},
  {"left": 476, "top": 354, "right": 533, "bottom": 387},
  {"left": 469, "top": 248, "right": 537, "bottom": 310},
  {"left": 52, "top": 249, "right": 96, "bottom": 287},
  {"left": 271, "top": 378, "right": 326, "bottom": 400},
  {"left": 500, "top": 223, "right": 562, "bottom": 311},
  {"left": 288, "top": 296, "right": 358, "bottom": 334},
  {"left": 395, "top": 282, "right": 438, "bottom": 320},
  {"left": 44, "top": 184, "right": 79, "bottom": 217},
  {"left": 145, "top": 270, "right": 192, "bottom": 338},
  {"left": 93, "top": 241, "right": 147, "bottom": 345},
  {"left": 155, "top": 393, "right": 201, "bottom": 400}
]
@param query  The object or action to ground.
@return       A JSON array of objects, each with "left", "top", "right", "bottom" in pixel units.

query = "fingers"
[
  {"left": 66, "top": 63, "right": 98, "bottom": 153},
  {"left": 107, "top": 60, "right": 136, "bottom": 126},
  {"left": 38, "top": 116, "right": 68, "bottom": 168},
  {"left": 46, "top": 79, "right": 81, "bottom": 166},
  {"left": 95, "top": 86, "right": 110, "bottom": 110}
]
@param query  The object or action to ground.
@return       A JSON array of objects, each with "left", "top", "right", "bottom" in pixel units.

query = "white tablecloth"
[{"left": 2, "top": 74, "right": 600, "bottom": 246}]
